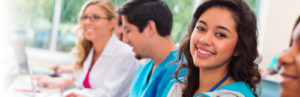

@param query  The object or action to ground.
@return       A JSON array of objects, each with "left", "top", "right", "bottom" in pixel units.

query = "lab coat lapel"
[
  {"left": 79, "top": 48, "right": 94, "bottom": 87},
  {"left": 88, "top": 35, "right": 116, "bottom": 87}
]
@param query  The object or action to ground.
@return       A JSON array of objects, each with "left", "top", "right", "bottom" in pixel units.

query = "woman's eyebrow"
[
  {"left": 217, "top": 26, "right": 232, "bottom": 33},
  {"left": 198, "top": 20, "right": 207, "bottom": 26}
]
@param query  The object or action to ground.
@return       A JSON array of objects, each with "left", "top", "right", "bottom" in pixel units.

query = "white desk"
[
  {"left": 6, "top": 75, "right": 62, "bottom": 97},
  {"left": 257, "top": 77, "right": 280, "bottom": 97}
]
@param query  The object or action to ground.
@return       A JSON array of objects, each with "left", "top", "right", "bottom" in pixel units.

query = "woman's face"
[
  {"left": 81, "top": 4, "right": 114, "bottom": 42},
  {"left": 190, "top": 6, "right": 238, "bottom": 70},
  {"left": 278, "top": 23, "right": 300, "bottom": 97}
]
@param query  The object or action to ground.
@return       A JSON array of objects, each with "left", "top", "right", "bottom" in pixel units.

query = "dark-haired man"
[{"left": 118, "top": 0, "right": 186, "bottom": 97}]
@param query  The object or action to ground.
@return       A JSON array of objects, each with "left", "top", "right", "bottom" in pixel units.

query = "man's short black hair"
[{"left": 118, "top": 0, "right": 173, "bottom": 36}]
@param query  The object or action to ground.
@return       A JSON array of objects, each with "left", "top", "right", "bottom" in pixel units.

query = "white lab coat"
[{"left": 66, "top": 34, "right": 139, "bottom": 97}]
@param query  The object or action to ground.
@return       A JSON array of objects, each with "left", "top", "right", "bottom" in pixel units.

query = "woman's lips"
[
  {"left": 86, "top": 29, "right": 95, "bottom": 32},
  {"left": 195, "top": 47, "right": 216, "bottom": 58},
  {"left": 280, "top": 72, "right": 298, "bottom": 84}
]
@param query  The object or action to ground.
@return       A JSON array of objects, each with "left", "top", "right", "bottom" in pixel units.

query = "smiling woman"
[
  {"left": 277, "top": 16, "right": 300, "bottom": 97},
  {"left": 189, "top": 6, "right": 238, "bottom": 70},
  {"left": 35, "top": 0, "right": 139, "bottom": 97},
  {"left": 164, "top": 0, "right": 261, "bottom": 97}
]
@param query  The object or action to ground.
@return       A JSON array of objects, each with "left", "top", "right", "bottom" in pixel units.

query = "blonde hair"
[{"left": 72, "top": 0, "right": 117, "bottom": 70}]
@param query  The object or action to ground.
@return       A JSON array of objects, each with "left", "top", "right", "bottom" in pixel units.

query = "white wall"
[{"left": 259, "top": 0, "right": 300, "bottom": 69}]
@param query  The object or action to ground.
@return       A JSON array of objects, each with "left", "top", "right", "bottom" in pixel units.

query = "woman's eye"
[
  {"left": 125, "top": 30, "right": 131, "bottom": 34},
  {"left": 196, "top": 26, "right": 206, "bottom": 32},
  {"left": 216, "top": 33, "right": 227, "bottom": 38},
  {"left": 81, "top": 16, "right": 88, "bottom": 20},
  {"left": 93, "top": 16, "right": 101, "bottom": 20}
]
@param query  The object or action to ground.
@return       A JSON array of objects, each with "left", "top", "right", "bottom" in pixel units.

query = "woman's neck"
[
  {"left": 91, "top": 33, "right": 112, "bottom": 66},
  {"left": 92, "top": 33, "right": 111, "bottom": 55},
  {"left": 194, "top": 66, "right": 235, "bottom": 95}
]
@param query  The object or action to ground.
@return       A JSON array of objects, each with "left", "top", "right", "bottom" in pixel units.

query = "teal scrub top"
[
  {"left": 129, "top": 49, "right": 187, "bottom": 97},
  {"left": 194, "top": 81, "right": 255, "bottom": 97}
]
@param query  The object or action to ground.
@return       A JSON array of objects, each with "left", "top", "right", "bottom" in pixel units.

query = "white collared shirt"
[{"left": 70, "top": 34, "right": 139, "bottom": 97}]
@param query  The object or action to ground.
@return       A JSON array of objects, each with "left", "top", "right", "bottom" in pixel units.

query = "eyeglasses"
[{"left": 80, "top": 15, "right": 111, "bottom": 22}]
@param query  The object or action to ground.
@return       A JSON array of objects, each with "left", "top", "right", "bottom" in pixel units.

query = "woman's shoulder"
[
  {"left": 193, "top": 82, "right": 254, "bottom": 97},
  {"left": 166, "top": 81, "right": 254, "bottom": 97},
  {"left": 111, "top": 41, "right": 135, "bottom": 58},
  {"left": 195, "top": 89, "right": 246, "bottom": 97},
  {"left": 213, "top": 81, "right": 255, "bottom": 97},
  {"left": 165, "top": 79, "right": 185, "bottom": 97},
  {"left": 113, "top": 41, "right": 132, "bottom": 52},
  {"left": 163, "top": 77, "right": 186, "bottom": 97},
  {"left": 107, "top": 34, "right": 133, "bottom": 55}
]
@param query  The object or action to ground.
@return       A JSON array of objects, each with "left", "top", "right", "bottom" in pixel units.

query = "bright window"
[
  {"left": 245, "top": 0, "right": 260, "bottom": 14},
  {"left": 8, "top": 0, "right": 54, "bottom": 49},
  {"left": 57, "top": 0, "right": 87, "bottom": 52},
  {"left": 165, "top": 0, "right": 194, "bottom": 43},
  {"left": 8, "top": 0, "right": 260, "bottom": 52}
]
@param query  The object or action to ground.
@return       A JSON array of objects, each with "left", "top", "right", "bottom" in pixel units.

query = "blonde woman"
[{"left": 36, "top": 0, "right": 138, "bottom": 97}]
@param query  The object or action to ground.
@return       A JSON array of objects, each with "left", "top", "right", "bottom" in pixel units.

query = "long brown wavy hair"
[
  {"left": 174, "top": 0, "right": 261, "bottom": 97},
  {"left": 71, "top": 0, "right": 117, "bottom": 70}
]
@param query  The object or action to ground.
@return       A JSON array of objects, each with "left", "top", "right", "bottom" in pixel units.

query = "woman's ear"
[
  {"left": 110, "top": 18, "right": 117, "bottom": 29},
  {"left": 233, "top": 51, "right": 239, "bottom": 57}
]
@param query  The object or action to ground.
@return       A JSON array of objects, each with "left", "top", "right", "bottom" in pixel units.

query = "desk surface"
[
  {"left": 258, "top": 77, "right": 280, "bottom": 97},
  {"left": 6, "top": 75, "right": 62, "bottom": 97}
]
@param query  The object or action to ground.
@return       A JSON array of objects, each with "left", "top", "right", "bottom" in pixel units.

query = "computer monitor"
[
  {"left": 12, "top": 41, "right": 58, "bottom": 77},
  {"left": 12, "top": 41, "right": 37, "bottom": 97},
  {"left": 12, "top": 41, "right": 29, "bottom": 74}
]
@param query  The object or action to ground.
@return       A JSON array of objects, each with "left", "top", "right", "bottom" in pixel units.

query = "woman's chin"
[
  {"left": 85, "top": 36, "right": 94, "bottom": 41},
  {"left": 280, "top": 84, "right": 300, "bottom": 97}
]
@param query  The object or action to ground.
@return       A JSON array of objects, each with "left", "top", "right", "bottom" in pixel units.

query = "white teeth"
[
  {"left": 198, "top": 49, "right": 213, "bottom": 55},
  {"left": 87, "top": 29, "right": 95, "bottom": 32}
]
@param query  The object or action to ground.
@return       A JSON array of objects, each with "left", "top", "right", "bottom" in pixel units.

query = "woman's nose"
[
  {"left": 278, "top": 49, "right": 295, "bottom": 67},
  {"left": 198, "top": 33, "right": 212, "bottom": 46}
]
